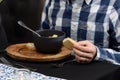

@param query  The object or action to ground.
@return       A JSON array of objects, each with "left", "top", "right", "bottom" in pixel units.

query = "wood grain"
[{"left": 6, "top": 43, "right": 71, "bottom": 62}]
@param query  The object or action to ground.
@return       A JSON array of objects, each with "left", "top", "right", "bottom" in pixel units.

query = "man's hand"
[{"left": 73, "top": 40, "right": 97, "bottom": 63}]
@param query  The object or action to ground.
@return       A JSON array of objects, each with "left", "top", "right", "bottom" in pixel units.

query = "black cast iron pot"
[{"left": 33, "top": 30, "right": 66, "bottom": 53}]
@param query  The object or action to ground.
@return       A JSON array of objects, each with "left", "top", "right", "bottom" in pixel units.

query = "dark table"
[{"left": 0, "top": 51, "right": 120, "bottom": 80}]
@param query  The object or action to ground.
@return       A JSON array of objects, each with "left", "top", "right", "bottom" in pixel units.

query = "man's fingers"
[
  {"left": 73, "top": 41, "right": 96, "bottom": 53},
  {"left": 75, "top": 55, "right": 90, "bottom": 63},
  {"left": 73, "top": 48, "right": 93, "bottom": 59}
]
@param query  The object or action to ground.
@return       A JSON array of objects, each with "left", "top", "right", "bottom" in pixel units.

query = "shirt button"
[
  {"left": 73, "top": 24, "right": 77, "bottom": 27},
  {"left": 74, "top": 8, "right": 79, "bottom": 12},
  {"left": 71, "top": 23, "right": 76, "bottom": 26},
  {"left": 83, "top": 25, "right": 88, "bottom": 29}
]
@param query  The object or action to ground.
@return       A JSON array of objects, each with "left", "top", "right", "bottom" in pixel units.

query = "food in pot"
[{"left": 49, "top": 34, "right": 58, "bottom": 38}]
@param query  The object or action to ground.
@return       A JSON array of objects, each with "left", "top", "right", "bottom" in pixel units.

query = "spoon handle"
[{"left": 18, "top": 21, "right": 41, "bottom": 37}]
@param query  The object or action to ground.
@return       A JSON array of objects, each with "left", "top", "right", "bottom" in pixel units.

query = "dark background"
[{"left": 0, "top": 0, "right": 45, "bottom": 44}]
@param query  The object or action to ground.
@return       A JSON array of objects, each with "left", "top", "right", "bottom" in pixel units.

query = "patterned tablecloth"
[{"left": 0, "top": 63, "right": 66, "bottom": 80}]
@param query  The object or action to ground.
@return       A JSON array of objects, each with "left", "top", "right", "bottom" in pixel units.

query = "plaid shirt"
[{"left": 41, "top": 0, "right": 120, "bottom": 65}]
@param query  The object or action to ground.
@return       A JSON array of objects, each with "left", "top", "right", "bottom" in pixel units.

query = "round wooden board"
[{"left": 5, "top": 43, "right": 71, "bottom": 62}]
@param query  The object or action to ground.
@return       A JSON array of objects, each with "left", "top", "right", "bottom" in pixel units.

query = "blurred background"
[{"left": 0, "top": 0, "right": 45, "bottom": 44}]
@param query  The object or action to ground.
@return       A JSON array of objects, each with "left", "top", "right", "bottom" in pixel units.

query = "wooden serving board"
[{"left": 5, "top": 43, "right": 71, "bottom": 62}]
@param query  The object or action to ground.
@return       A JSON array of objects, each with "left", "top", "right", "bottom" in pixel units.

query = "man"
[{"left": 41, "top": 0, "right": 120, "bottom": 65}]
